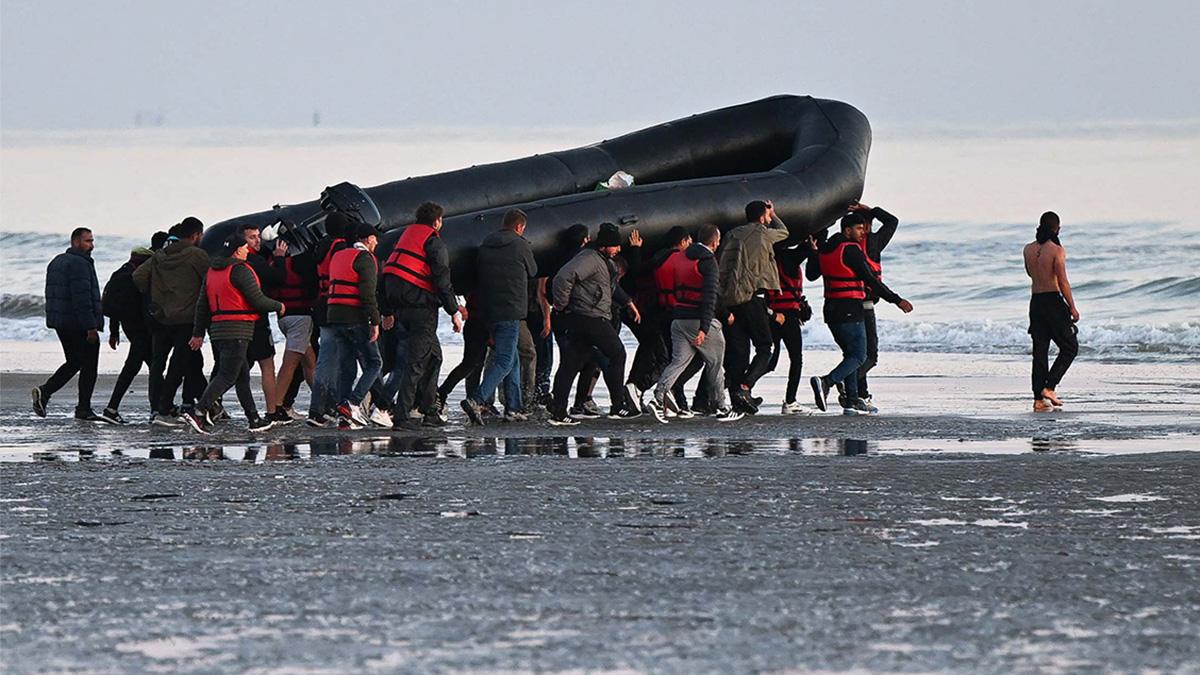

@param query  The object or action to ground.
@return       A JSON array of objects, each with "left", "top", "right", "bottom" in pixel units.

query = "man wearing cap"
[
  {"left": 182, "top": 232, "right": 285, "bottom": 433},
  {"left": 718, "top": 200, "right": 790, "bottom": 414},
  {"left": 32, "top": 227, "right": 106, "bottom": 422},
  {"left": 97, "top": 245, "right": 156, "bottom": 423},
  {"left": 548, "top": 222, "right": 643, "bottom": 425}
]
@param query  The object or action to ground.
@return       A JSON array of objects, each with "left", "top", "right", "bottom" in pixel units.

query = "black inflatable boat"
[{"left": 202, "top": 94, "right": 871, "bottom": 289}]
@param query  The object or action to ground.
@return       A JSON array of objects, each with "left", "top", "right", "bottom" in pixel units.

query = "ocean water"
[{"left": 1, "top": 124, "right": 1197, "bottom": 363}]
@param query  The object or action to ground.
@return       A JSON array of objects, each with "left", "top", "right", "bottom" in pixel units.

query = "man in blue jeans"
[
  {"left": 314, "top": 223, "right": 384, "bottom": 427},
  {"left": 461, "top": 209, "right": 538, "bottom": 425},
  {"left": 808, "top": 208, "right": 913, "bottom": 415}
]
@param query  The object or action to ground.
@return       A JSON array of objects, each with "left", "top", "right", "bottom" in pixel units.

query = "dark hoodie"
[
  {"left": 671, "top": 242, "right": 720, "bottom": 328},
  {"left": 475, "top": 228, "right": 537, "bottom": 322},
  {"left": 193, "top": 257, "right": 284, "bottom": 342}
]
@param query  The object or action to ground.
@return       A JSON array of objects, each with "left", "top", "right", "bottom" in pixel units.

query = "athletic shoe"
[
  {"left": 181, "top": 410, "right": 213, "bottom": 434},
  {"left": 645, "top": 398, "right": 669, "bottom": 424},
  {"left": 369, "top": 407, "right": 393, "bottom": 427},
  {"left": 248, "top": 416, "right": 274, "bottom": 432},
  {"left": 751, "top": 395, "right": 764, "bottom": 408},
  {"left": 74, "top": 409, "right": 106, "bottom": 423},
  {"left": 837, "top": 395, "right": 850, "bottom": 410},
  {"left": 669, "top": 394, "right": 694, "bottom": 419},
  {"left": 732, "top": 389, "right": 758, "bottom": 415},
  {"left": 150, "top": 412, "right": 183, "bottom": 428},
  {"left": 306, "top": 414, "right": 332, "bottom": 428},
  {"left": 393, "top": 418, "right": 423, "bottom": 431},
  {"left": 209, "top": 402, "right": 230, "bottom": 423},
  {"left": 715, "top": 407, "right": 745, "bottom": 423},
  {"left": 851, "top": 398, "right": 878, "bottom": 415},
  {"left": 780, "top": 401, "right": 810, "bottom": 415},
  {"left": 99, "top": 407, "right": 127, "bottom": 425},
  {"left": 810, "top": 376, "right": 829, "bottom": 412},
  {"left": 1033, "top": 399, "right": 1056, "bottom": 413},
  {"left": 503, "top": 410, "right": 529, "bottom": 423},
  {"left": 570, "top": 400, "right": 602, "bottom": 419},
  {"left": 625, "top": 383, "right": 645, "bottom": 412},
  {"left": 484, "top": 403, "right": 503, "bottom": 418},
  {"left": 31, "top": 387, "right": 47, "bottom": 418},
  {"left": 547, "top": 410, "right": 580, "bottom": 426},
  {"left": 436, "top": 395, "right": 449, "bottom": 420},
  {"left": 267, "top": 409, "right": 295, "bottom": 425},
  {"left": 460, "top": 398, "right": 485, "bottom": 426},
  {"left": 281, "top": 406, "right": 303, "bottom": 421},
  {"left": 609, "top": 405, "right": 642, "bottom": 420},
  {"left": 422, "top": 414, "right": 446, "bottom": 428},
  {"left": 842, "top": 406, "right": 865, "bottom": 416},
  {"left": 335, "top": 401, "right": 367, "bottom": 427}
]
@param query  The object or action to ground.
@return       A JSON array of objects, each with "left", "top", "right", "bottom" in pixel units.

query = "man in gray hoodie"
[{"left": 461, "top": 209, "right": 537, "bottom": 425}]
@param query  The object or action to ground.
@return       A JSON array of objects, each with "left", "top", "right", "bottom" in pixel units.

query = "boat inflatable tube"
[{"left": 203, "top": 94, "right": 871, "bottom": 291}]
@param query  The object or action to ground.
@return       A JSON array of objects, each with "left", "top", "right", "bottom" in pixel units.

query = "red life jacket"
[
  {"left": 768, "top": 262, "right": 804, "bottom": 312},
  {"left": 819, "top": 242, "right": 866, "bottom": 301},
  {"left": 653, "top": 250, "right": 681, "bottom": 308},
  {"left": 327, "top": 247, "right": 366, "bottom": 307},
  {"left": 665, "top": 250, "right": 705, "bottom": 309},
  {"left": 271, "top": 257, "right": 312, "bottom": 312},
  {"left": 316, "top": 238, "right": 346, "bottom": 299},
  {"left": 858, "top": 239, "right": 883, "bottom": 279},
  {"left": 206, "top": 263, "right": 261, "bottom": 322},
  {"left": 382, "top": 224, "right": 437, "bottom": 293}
]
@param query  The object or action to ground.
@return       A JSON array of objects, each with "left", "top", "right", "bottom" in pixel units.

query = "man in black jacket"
[
  {"left": 648, "top": 224, "right": 743, "bottom": 423},
  {"left": 99, "top": 246, "right": 155, "bottom": 424},
  {"left": 461, "top": 209, "right": 537, "bottom": 425},
  {"left": 33, "top": 227, "right": 106, "bottom": 422},
  {"left": 379, "top": 202, "right": 465, "bottom": 427},
  {"left": 849, "top": 202, "right": 900, "bottom": 403},
  {"left": 808, "top": 211, "right": 913, "bottom": 415}
]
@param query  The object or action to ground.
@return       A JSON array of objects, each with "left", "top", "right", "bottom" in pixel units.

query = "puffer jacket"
[
  {"left": 552, "top": 247, "right": 618, "bottom": 319},
  {"left": 718, "top": 215, "right": 790, "bottom": 306},
  {"left": 476, "top": 228, "right": 537, "bottom": 322},
  {"left": 132, "top": 239, "right": 209, "bottom": 326},
  {"left": 44, "top": 247, "right": 103, "bottom": 331}
]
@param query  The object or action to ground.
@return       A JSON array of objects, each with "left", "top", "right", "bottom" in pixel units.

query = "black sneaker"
[
  {"left": 74, "top": 409, "right": 105, "bottom": 423},
  {"left": 150, "top": 412, "right": 183, "bottom": 427},
  {"left": 460, "top": 398, "right": 485, "bottom": 426},
  {"left": 306, "top": 414, "right": 331, "bottom": 428},
  {"left": 393, "top": 418, "right": 423, "bottom": 431},
  {"left": 422, "top": 414, "right": 446, "bottom": 428},
  {"left": 810, "top": 376, "right": 829, "bottom": 412},
  {"left": 569, "top": 400, "right": 602, "bottom": 419},
  {"left": 267, "top": 409, "right": 295, "bottom": 425},
  {"left": 181, "top": 410, "right": 213, "bottom": 435},
  {"left": 731, "top": 389, "right": 758, "bottom": 415},
  {"left": 547, "top": 409, "right": 580, "bottom": 426},
  {"left": 99, "top": 407, "right": 127, "bottom": 425},
  {"left": 248, "top": 416, "right": 274, "bottom": 432},
  {"left": 610, "top": 405, "right": 642, "bottom": 420},
  {"left": 210, "top": 402, "right": 230, "bottom": 423},
  {"left": 31, "top": 387, "right": 47, "bottom": 418}
]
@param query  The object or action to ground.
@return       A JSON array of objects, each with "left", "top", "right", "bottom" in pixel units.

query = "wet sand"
[{"left": 3, "top": 357, "right": 1199, "bottom": 672}]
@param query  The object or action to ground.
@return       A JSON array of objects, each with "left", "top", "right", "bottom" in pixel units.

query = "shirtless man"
[{"left": 1023, "top": 211, "right": 1079, "bottom": 412}]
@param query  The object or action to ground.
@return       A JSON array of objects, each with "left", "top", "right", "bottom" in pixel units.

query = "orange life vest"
[
  {"left": 768, "top": 262, "right": 804, "bottom": 312},
  {"left": 206, "top": 263, "right": 261, "bottom": 322},
  {"left": 858, "top": 239, "right": 883, "bottom": 279},
  {"left": 653, "top": 250, "right": 681, "bottom": 308},
  {"left": 819, "top": 242, "right": 866, "bottom": 301},
  {"left": 382, "top": 224, "right": 436, "bottom": 293},
  {"left": 327, "top": 247, "right": 366, "bottom": 307},
  {"left": 316, "top": 237, "right": 346, "bottom": 299},
  {"left": 271, "top": 256, "right": 311, "bottom": 312},
  {"left": 665, "top": 250, "right": 705, "bottom": 309}
]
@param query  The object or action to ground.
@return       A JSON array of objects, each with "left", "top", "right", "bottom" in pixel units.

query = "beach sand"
[{"left": 2, "top": 350, "right": 1198, "bottom": 670}]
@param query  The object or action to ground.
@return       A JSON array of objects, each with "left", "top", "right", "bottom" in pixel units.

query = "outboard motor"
[{"left": 269, "top": 182, "right": 382, "bottom": 255}]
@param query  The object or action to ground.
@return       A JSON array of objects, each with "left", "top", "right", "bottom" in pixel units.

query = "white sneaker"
[
  {"left": 781, "top": 401, "right": 811, "bottom": 415},
  {"left": 645, "top": 398, "right": 668, "bottom": 424},
  {"left": 369, "top": 406, "right": 393, "bottom": 427},
  {"left": 715, "top": 408, "right": 744, "bottom": 423},
  {"left": 625, "top": 383, "right": 645, "bottom": 412}
]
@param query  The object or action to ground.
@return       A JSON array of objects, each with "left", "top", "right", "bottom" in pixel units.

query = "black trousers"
[
  {"left": 1030, "top": 292, "right": 1078, "bottom": 399},
  {"left": 626, "top": 313, "right": 671, "bottom": 392},
  {"left": 41, "top": 328, "right": 100, "bottom": 413},
  {"left": 725, "top": 296, "right": 774, "bottom": 391},
  {"left": 856, "top": 307, "right": 878, "bottom": 397},
  {"left": 438, "top": 318, "right": 488, "bottom": 401},
  {"left": 152, "top": 323, "right": 206, "bottom": 414},
  {"left": 106, "top": 322, "right": 153, "bottom": 411},
  {"left": 394, "top": 309, "right": 442, "bottom": 416},
  {"left": 768, "top": 312, "right": 805, "bottom": 403},
  {"left": 552, "top": 314, "right": 628, "bottom": 414},
  {"left": 198, "top": 339, "right": 257, "bottom": 419}
]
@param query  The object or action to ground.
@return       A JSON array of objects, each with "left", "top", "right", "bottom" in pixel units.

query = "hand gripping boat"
[{"left": 202, "top": 94, "right": 871, "bottom": 290}]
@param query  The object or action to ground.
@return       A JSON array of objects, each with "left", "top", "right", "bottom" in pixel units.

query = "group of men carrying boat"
[{"left": 32, "top": 199, "right": 1079, "bottom": 431}]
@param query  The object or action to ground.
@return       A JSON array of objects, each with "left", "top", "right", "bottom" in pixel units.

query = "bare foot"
[
  {"left": 1033, "top": 399, "right": 1056, "bottom": 413},
  {"left": 1041, "top": 389, "right": 1064, "bottom": 407}
]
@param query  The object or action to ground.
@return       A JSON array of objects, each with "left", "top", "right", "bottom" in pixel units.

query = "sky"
[{"left": 2, "top": 0, "right": 1198, "bottom": 131}]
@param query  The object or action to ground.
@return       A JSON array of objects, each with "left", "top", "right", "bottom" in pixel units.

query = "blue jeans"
[
  {"left": 332, "top": 323, "right": 382, "bottom": 406},
  {"left": 473, "top": 320, "right": 521, "bottom": 412},
  {"left": 309, "top": 326, "right": 341, "bottom": 416},
  {"left": 826, "top": 320, "right": 867, "bottom": 400},
  {"left": 379, "top": 320, "right": 411, "bottom": 411}
]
